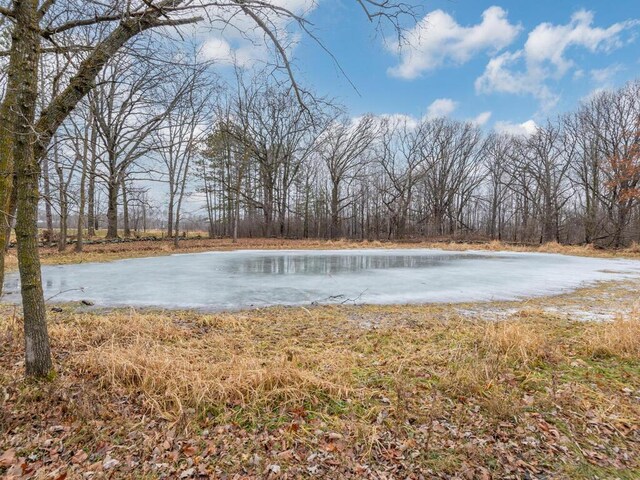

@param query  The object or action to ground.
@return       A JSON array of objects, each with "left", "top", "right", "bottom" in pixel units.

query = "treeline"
[
  {"left": 41, "top": 70, "right": 640, "bottom": 249},
  {"left": 198, "top": 78, "right": 640, "bottom": 247}
]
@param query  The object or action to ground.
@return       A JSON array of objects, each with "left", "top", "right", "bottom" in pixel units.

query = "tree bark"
[
  {"left": 330, "top": 181, "right": 340, "bottom": 239},
  {"left": 87, "top": 112, "right": 98, "bottom": 237},
  {"left": 232, "top": 188, "right": 239, "bottom": 244},
  {"left": 76, "top": 164, "right": 86, "bottom": 251},
  {"left": 167, "top": 189, "right": 174, "bottom": 238},
  {"left": 41, "top": 154, "right": 54, "bottom": 245},
  {"left": 4, "top": 176, "right": 17, "bottom": 253},
  {"left": 0, "top": 48, "right": 17, "bottom": 297},
  {"left": 76, "top": 117, "right": 91, "bottom": 252},
  {"left": 13, "top": 0, "right": 53, "bottom": 377},
  {"left": 122, "top": 177, "right": 131, "bottom": 238},
  {"left": 106, "top": 179, "right": 119, "bottom": 239},
  {"left": 55, "top": 153, "right": 68, "bottom": 252}
]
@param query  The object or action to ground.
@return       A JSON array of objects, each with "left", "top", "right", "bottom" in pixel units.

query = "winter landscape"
[{"left": 1, "top": 1, "right": 639, "bottom": 479}]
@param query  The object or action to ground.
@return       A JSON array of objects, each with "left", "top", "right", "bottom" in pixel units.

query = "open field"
[{"left": 2, "top": 240, "right": 640, "bottom": 478}]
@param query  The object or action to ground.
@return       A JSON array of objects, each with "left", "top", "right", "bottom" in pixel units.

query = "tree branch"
[{"left": 34, "top": 7, "right": 202, "bottom": 161}]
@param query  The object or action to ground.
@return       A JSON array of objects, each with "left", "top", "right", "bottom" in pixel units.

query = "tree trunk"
[
  {"left": 232, "top": 187, "right": 239, "bottom": 243},
  {"left": 87, "top": 166, "right": 96, "bottom": 236},
  {"left": 122, "top": 177, "right": 131, "bottom": 238},
  {"left": 55, "top": 162, "right": 67, "bottom": 252},
  {"left": 173, "top": 213, "right": 181, "bottom": 248},
  {"left": 0, "top": 49, "right": 17, "bottom": 297},
  {"left": 76, "top": 121, "right": 90, "bottom": 252},
  {"left": 42, "top": 154, "right": 54, "bottom": 245},
  {"left": 106, "top": 179, "right": 119, "bottom": 239},
  {"left": 76, "top": 167, "right": 86, "bottom": 252},
  {"left": 330, "top": 181, "right": 340, "bottom": 239},
  {"left": 87, "top": 114, "right": 98, "bottom": 237},
  {"left": 167, "top": 193, "right": 174, "bottom": 238},
  {"left": 142, "top": 204, "right": 147, "bottom": 232},
  {"left": 13, "top": 0, "right": 53, "bottom": 377},
  {"left": 4, "top": 175, "right": 17, "bottom": 253}
]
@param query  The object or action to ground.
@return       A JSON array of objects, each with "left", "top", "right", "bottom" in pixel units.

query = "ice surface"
[{"left": 3, "top": 249, "right": 640, "bottom": 310}]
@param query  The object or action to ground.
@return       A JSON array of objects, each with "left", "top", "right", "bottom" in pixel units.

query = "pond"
[{"left": 3, "top": 249, "right": 640, "bottom": 310}]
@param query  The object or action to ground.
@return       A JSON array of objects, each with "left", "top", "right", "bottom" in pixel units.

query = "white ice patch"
[{"left": 3, "top": 249, "right": 640, "bottom": 311}]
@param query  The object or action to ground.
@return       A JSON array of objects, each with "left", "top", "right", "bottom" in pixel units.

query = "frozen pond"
[{"left": 3, "top": 249, "right": 640, "bottom": 310}]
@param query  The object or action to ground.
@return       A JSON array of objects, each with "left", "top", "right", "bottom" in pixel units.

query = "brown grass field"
[{"left": 1, "top": 239, "right": 639, "bottom": 479}]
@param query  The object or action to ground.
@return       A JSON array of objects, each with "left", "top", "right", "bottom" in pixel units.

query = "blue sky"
[{"left": 263, "top": 0, "right": 640, "bottom": 134}]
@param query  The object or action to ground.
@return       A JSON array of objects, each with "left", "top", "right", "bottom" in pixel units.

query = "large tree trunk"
[
  {"left": 4, "top": 0, "right": 195, "bottom": 378},
  {"left": 13, "top": 0, "right": 52, "bottom": 377},
  {"left": 262, "top": 183, "right": 273, "bottom": 237},
  {"left": 0, "top": 51, "right": 17, "bottom": 297},
  {"left": 541, "top": 192, "right": 555, "bottom": 244},
  {"left": 4, "top": 176, "right": 17, "bottom": 253},
  {"left": 330, "top": 181, "right": 340, "bottom": 239},
  {"left": 612, "top": 206, "right": 628, "bottom": 249},
  {"left": 106, "top": 179, "right": 119, "bottom": 239}
]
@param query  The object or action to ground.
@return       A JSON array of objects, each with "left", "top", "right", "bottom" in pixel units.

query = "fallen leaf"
[
  {"left": 0, "top": 449, "right": 16, "bottom": 468},
  {"left": 72, "top": 450, "right": 89, "bottom": 464}
]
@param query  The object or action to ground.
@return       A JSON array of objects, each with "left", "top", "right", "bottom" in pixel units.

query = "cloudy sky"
[{"left": 198, "top": 0, "right": 640, "bottom": 135}]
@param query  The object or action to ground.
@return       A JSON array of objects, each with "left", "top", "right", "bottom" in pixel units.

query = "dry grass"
[
  {"left": 582, "top": 313, "right": 640, "bottom": 359},
  {"left": 2, "top": 299, "right": 640, "bottom": 477},
  {"left": 68, "top": 309, "right": 356, "bottom": 421},
  {"left": 3, "top": 248, "right": 640, "bottom": 477},
  {"left": 481, "top": 316, "right": 558, "bottom": 366},
  {"left": 5, "top": 293, "right": 638, "bottom": 424}
]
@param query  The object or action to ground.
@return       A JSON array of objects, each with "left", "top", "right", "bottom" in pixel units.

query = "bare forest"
[{"left": 29, "top": 72, "right": 640, "bottom": 250}]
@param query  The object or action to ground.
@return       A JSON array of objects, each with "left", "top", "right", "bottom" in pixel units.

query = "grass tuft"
[
  {"left": 582, "top": 313, "right": 640, "bottom": 360},
  {"left": 481, "top": 317, "right": 559, "bottom": 366}
]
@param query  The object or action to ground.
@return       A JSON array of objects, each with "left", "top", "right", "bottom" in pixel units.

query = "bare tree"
[
  {"left": 378, "top": 117, "right": 427, "bottom": 239},
  {"left": 155, "top": 60, "right": 212, "bottom": 246},
  {"left": 0, "top": 0, "right": 414, "bottom": 376},
  {"left": 319, "top": 114, "right": 378, "bottom": 239},
  {"left": 484, "top": 133, "right": 515, "bottom": 240}
]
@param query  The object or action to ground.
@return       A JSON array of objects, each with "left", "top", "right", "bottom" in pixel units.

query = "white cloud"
[
  {"left": 196, "top": 0, "right": 317, "bottom": 67},
  {"left": 475, "top": 50, "right": 560, "bottom": 109},
  {"left": 201, "top": 38, "right": 234, "bottom": 64},
  {"left": 476, "top": 11, "right": 639, "bottom": 110},
  {"left": 590, "top": 64, "right": 624, "bottom": 86},
  {"left": 388, "top": 6, "right": 521, "bottom": 79},
  {"left": 471, "top": 111, "right": 492, "bottom": 126},
  {"left": 426, "top": 98, "right": 458, "bottom": 118},
  {"left": 524, "top": 11, "right": 637, "bottom": 76},
  {"left": 494, "top": 119, "right": 538, "bottom": 136},
  {"left": 579, "top": 86, "right": 611, "bottom": 104}
]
